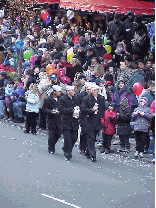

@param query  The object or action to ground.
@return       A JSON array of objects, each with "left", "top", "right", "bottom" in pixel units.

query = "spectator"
[
  {"left": 127, "top": 62, "right": 145, "bottom": 90},
  {"left": 101, "top": 103, "right": 117, "bottom": 154},
  {"left": 112, "top": 79, "right": 134, "bottom": 112},
  {"left": 116, "top": 97, "right": 132, "bottom": 152},
  {"left": 131, "top": 97, "right": 153, "bottom": 158},
  {"left": 141, "top": 80, "right": 155, "bottom": 107}
]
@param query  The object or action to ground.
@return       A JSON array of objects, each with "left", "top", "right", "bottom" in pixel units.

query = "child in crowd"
[
  {"left": 131, "top": 97, "right": 153, "bottom": 158},
  {"left": 4, "top": 79, "right": 14, "bottom": 118},
  {"left": 116, "top": 98, "right": 132, "bottom": 153},
  {"left": 24, "top": 83, "right": 41, "bottom": 135},
  {"left": 101, "top": 103, "right": 117, "bottom": 154}
]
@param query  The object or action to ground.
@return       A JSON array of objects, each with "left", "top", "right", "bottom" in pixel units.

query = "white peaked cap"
[
  {"left": 53, "top": 85, "right": 62, "bottom": 91},
  {"left": 66, "top": 85, "right": 75, "bottom": 91}
]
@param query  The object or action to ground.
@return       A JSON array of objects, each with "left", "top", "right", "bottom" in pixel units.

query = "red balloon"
[
  {"left": 132, "top": 82, "right": 143, "bottom": 96},
  {"left": 41, "top": 10, "right": 49, "bottom": 20}
]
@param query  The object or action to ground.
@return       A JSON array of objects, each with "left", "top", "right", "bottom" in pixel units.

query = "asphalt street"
[{"left": 0, "top": 120, "right": 155, "bottom": 208}]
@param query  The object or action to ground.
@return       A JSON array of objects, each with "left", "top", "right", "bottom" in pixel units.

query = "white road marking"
[{"left": 41, "top": 194, "right": 81, "bottom": 208}]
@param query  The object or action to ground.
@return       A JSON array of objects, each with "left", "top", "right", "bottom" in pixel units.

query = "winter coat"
[
  {"left": 123, "top": 18, "right": 135, "bottom": 52},
  {"left": 131, "top": 97, "right": 153, "bottom": 132},
  {"left": 59, "top": 93, "right": 79, "bottom": 130},
  {"left": 94, "top": 46, "right": 107, "bottom": 59},
  {"left": 25, "top": 90, "right": 40, "bottom": 113},
  {"left": 81, "top": 94, "right": 105, "bottom": 130},
  {"left": 141, "top": 90, "right": 155, "bottom": 107},
  {"left": 101, "top": 109, "right": 117, "bottom": 135},
  {"left": 107, "top": 20, "right": 124, "bottom": 43},
  {"left": 127, "top": 69, "right": 145, "bottom": 90},
  {"left": 117, "top": 106, "right": 132, "bottom": 136},
  {"left": 112, "top": 86, "right": 134, "bottom": 112},
  {"left": 12, "top": 84, "right": 25, "bottom": 103},
  {"left": 42, "top": 93, "right": 61, "bottom": 130}
]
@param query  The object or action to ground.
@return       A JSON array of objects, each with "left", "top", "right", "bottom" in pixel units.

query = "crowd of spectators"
[{"left": 0, "top": 3, "right": 155, "bottom": 161}]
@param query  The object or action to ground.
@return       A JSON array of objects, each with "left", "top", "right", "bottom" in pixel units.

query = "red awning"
[{"left": 59, "top": 0, "right": 155, "bottom": 15}]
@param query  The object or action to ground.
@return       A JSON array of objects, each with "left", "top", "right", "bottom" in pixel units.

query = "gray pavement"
[{"left": 0, "top": 120, "right": 155, "bottom": 208}]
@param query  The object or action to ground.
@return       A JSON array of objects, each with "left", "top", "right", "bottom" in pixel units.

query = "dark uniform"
[
  {"left": 81, "top": 94, "right": 105, "bottom": 161},
  {"left": 42, "top": 92, "right": 62, "bottom": 153},
  {"left": 59, "top": 93, "right": 79, "bottom": 160},
  {"left": 77, "top": 90, "right": 88, "bottom": 154}
]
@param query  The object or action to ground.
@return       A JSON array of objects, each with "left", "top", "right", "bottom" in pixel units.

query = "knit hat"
[
  {"left": 120, "top": 97, "right": 128, "bottom": 106},
  {"left": 103, "top": 53, "right": 113, "bottom": 60},
  {"left": 109, "top": 103, "right": 116, "bottom": 109},
  {"left": 105, "top": 80, "right": 113, "bottom": 86}
]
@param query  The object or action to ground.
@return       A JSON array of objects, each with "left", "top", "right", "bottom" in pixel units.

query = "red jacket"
[
  {"left": 150, "top": 100, "right": 155, "bottom": 115},
  {"left": 101, "top": 109, "right": 117, "bottom": 135}
]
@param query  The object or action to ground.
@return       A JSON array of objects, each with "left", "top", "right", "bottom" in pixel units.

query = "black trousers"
[
  {"left": 135, "top": 131, "right": 149, "bottom": 152},
  {"left": 86, "top": 130, "right": 99, "bottom": 158},
  {"left": 119, "top": 135, "right": 130, "bottom": 149},
  {"left": 103, "top": 133, "right": 112, "bottom": 150},
  {"left": 79, "top": 126, "right": 87, "bottom": 152},
  {"left": 48, "top": 128, "right": 62, "bottom": 152},
  {"left": 8, "top": 99, "right": 15, "bottom": 119},
  {"left": 39, "top": 108, "right": 47, "bottom": 129},
  {"left": 63, "top": 129, "right": 78, "bottom": 159},
  {"left": 25, "top": 112, "right": 38, "bottom": 133}
]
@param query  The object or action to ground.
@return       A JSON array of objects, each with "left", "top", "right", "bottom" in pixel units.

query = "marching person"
[
  {"left": 82, "top": 84, "right": 105, "bottom": 162},
  {"left": 42, "top": 85, "right": 62, "bottom": 154},
  {"left": 77, "top": 82, "right": 93, "bottom": 154},
  {"left": 59, "top": 85, "right": 79, "bottom": 161}
]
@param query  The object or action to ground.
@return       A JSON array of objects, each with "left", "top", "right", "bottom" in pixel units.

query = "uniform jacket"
[
  {"left": 101, "top": 109, "right": 117, "bottom": 135},
  {"left": 117, "top": 106, "right": 132, "bottom": 136},
  {"left": 42, "top": 92, "right": 61, "bottom": 129},
  {"left": 131, "top": 97, "right": 153, "bottom": 132},
  {"left": 77, "top": 90, "right": 88, "bottom": 126},
  {"left": 81, "top": 94, "right": 105, "bottom": 130},
  {"left": 59, "top": 93, "right": 79, "bottom": 130}
]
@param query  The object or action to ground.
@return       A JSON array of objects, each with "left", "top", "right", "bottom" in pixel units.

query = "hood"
[{"left": 139, "top": 96, "right": 148, "bottom": 107}]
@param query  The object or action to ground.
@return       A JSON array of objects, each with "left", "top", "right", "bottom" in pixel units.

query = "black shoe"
[
  {"left": 23, "top": 130, "right": 29, "bottom": 133},
  {"left": 61, "top": 147, "right": 64, "bottom": 152},
  {"left": 31, "top": 132, "right": 37, "bottom": 135},
  {"left": 90, "top": 157, "right": 96, "bottom": 162},
  {"left": 49, "top": 150, "right": 55, "bottom": 154}
]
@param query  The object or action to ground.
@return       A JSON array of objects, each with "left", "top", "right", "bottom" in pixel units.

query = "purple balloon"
[{"left": 45, "top": 16, "right": 51, "bottom": 24}]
